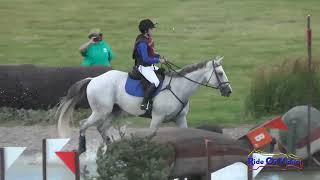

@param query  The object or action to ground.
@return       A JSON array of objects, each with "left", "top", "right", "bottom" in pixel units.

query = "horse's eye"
[{"left": 218, "top": 72, "right": 223, "bottom": 76}]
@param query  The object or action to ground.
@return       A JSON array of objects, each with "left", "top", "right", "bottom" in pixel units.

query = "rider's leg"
[
  {"left": 152, "top": 65, "right": 159, "bottom": 71},
  {"left": 138, "top": 65, "right": 160, "bottom": 87},
  {"left": 138, "top": 65, "right": 160, "bottom": 110},
  {"left": 141, "top": 83, "right": 156, "bottom": 110}
]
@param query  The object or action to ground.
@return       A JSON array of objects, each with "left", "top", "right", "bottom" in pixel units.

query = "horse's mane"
[{"left": 165, "top": 60, "right": 209, "bottom": 77}]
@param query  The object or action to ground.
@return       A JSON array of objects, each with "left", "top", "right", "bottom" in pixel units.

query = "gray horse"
[{"left": 57, "top": 56, "right": 232, "bottom": 153}]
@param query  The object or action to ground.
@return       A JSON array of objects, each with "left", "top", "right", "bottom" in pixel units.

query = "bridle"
[
  {"left": 160, "top": 60, "right": 231, "bottom": 119},
  {"left": 164, "top": 60, "right": 230, "bottom": 91}
]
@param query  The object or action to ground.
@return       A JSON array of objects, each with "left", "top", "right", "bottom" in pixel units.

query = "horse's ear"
[
  {"left": 214, "top": 56, "right": 224, "bottom": 65},
  {"left": 217, "top": 56, "right": 224, "bottom": 64}
]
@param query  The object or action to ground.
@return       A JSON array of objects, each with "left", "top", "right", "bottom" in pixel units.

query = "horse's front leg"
[
  {"left": 175, "top": 115, "right": 188, "bottom": 128},
  {"left": 150, "top": 114, "right": 165, "bottom": 128},
  {"left": 175, "top": 102, "right": 189, "bottom": 128}
]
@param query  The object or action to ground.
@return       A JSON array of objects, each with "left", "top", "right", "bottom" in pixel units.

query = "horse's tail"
[{"left": 56, "top": 78, "right": 92, "bottom": 138}]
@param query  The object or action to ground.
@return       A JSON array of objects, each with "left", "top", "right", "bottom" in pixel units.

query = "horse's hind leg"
[
  {"left": 78, "top": 111, "right": 110, "bottom": 154},
  {"left": 97, "top": 106, "right": 129, "bottom": 143},
  {"left": 97, "top": 116, "right": 113, "bottom": 144}
]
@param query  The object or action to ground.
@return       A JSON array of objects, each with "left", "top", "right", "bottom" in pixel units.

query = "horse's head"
[{"left": 205, "top": 56, "right": 232, "bottom": 97}]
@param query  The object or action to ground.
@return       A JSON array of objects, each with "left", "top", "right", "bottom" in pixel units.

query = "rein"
[
  {"left": 159, "top": 60, "right": 229, "bottom": 119},
  {"left": 164, "top": 61, "right": 229, "bottom": 90}
]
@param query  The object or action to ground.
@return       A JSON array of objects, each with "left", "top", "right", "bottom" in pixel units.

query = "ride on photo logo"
[{"left": 247, "top": 150, "right": 304, "bottom": 170}]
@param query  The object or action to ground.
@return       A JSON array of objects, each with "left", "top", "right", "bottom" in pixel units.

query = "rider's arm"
[{"left": 137, "top": 42, "right": 159, "bottom": 64}]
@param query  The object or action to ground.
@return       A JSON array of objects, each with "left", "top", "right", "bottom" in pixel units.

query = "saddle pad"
[{"left": 125, "top": 76, "right": 163, "bottom": 97}]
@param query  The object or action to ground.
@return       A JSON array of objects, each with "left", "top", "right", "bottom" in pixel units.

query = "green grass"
[{"left": 1, "top": 0, "right": 320, "bottom": 126}]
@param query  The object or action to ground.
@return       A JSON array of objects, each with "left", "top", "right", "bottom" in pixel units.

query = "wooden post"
[
  {"left": 288, "top": 120, "right": 297, "bottom": 154},
  {"left": 42, "top": 139, "right": 47, "bottom": 180},
  {"left": 0, "top": 148, "right": 5, "bottom": 180},
  {"left": 74, "top": 151, "right": 80, "bottom": 180},
  {"left": 205, "top": 140, "right": 211, "bottom": 180},
  {"left": 247, "top": 154, "right": 253, "bottom": 180},
  {"left": 306, "top": 14, "right": 312, "bottom": 166}
]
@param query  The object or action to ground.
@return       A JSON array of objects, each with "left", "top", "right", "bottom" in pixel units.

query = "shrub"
[
  {"left": 245, "top": 58, "right": 320, "bottom": 118},
  {"left": 94, "top": 134, "right": 174, "bottom": 180}
]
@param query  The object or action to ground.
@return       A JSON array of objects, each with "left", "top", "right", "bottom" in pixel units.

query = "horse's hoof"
[
  {"left": 78, "top": 135, "right": 86, "bottom": 154},
  {"left": 78, "top": 146, "right": 86, "bottom": 155},
  {"left": 105, "top": 136, "right": 112, "bottom": 144}
]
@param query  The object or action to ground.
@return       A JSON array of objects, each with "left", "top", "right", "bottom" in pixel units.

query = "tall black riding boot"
[{"left": 141, "top": 84, "right": 156, "bottom": 110}]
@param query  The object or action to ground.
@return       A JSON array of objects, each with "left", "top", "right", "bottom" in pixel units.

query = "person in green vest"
[{"left": 80, "top": 28, "right": 115, "bottom": 67}]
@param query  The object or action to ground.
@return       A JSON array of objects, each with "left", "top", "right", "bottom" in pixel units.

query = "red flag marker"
[
  {"left": 261, "top": 116, "right": 288, "bottom": 130},
  {"left": 55, "top": 151, "right": 77, "bottom": 174}
]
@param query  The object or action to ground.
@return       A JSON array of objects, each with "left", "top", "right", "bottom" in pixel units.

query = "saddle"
[
  {"left": 128, "top": 66, "right": 165, "bottom": 92},
  {"left": 125, "top": 67, "right": 165, "bottom": 118}
]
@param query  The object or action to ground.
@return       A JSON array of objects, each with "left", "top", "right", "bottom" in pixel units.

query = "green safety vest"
[{"left": 81, "top": 41, "right": 114, "bottom": 67}]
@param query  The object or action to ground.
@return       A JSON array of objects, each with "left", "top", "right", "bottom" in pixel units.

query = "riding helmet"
[{"left": 139, "top": 19, "right": 157, "bottom": 33}]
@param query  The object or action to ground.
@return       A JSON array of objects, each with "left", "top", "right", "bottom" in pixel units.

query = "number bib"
[{"left": 246, "top": 127, "right": 272, "bottom": 149}]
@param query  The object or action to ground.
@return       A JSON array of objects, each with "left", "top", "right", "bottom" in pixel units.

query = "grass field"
[{"left": 1, "top": 0, "right": 320, "bottom": 126}]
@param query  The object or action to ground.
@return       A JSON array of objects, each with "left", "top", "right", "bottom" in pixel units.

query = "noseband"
[{"left": 206, "top": 61, "right": 230, "bottom": 91}]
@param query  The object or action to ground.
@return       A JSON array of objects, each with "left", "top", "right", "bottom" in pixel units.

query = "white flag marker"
[
  {"left": 3, "top": 147, "right": 26, "bottom": 171},
  {"left": 211, "top": 153, "right": 272, "bottom": 180},
  {"left": 46, "top": 138, "right": 70, "bottom": 163},
  {"left": 211, "top": 162, "right": 247, "bottom": 180},
  {"left": 252, "top": 153, "right": 272, "bottom": 177}
]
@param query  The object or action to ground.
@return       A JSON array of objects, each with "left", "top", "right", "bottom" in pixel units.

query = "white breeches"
[{"left": 138, "top": 65, "right": 160, "bottom": 87}]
